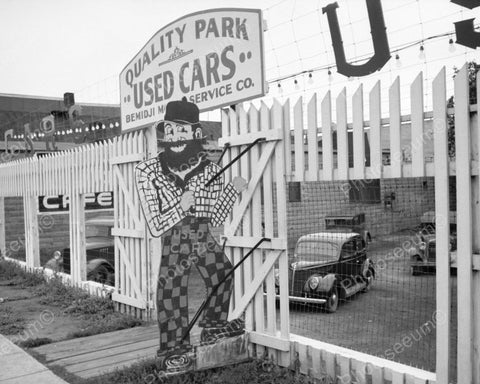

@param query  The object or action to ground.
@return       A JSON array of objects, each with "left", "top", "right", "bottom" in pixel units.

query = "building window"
[
  {"left": 288, "top": 182, "right": 301, "bottom": 202},
  {"left": 348, "top": 179, "right": 381, "bottom": 204}
]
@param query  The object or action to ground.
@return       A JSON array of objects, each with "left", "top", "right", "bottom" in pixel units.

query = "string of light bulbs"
[{"left": 270, "top": 25, "right": 478, "bottom": 89}]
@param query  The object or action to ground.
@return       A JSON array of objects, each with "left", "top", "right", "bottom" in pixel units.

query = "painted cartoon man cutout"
[{"left": 135, "top": 97, "right": 247, "bottom": 367}]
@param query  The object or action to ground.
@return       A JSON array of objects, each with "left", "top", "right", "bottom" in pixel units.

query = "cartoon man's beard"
[{"left": 164, "top": 140, "right": 205, "bottom": 170}]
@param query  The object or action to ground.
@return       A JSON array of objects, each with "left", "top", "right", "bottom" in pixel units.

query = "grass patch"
[
  {"left": 17, "top": 337, "right": 53, "bottom": 348},
  {"left": 0, "top": 259, "right": 45, "bottom": 287},
  {"left": 68, "top": 358, "right": 320, "bottom": 384},
  {"left": 0, "top": 305, "right": 26, "bottom": 335},
  {"left": 0, "top": 259, "right": 144, "bottom": 339}
]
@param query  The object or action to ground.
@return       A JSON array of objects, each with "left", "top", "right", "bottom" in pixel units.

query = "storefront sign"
[
  {"left": 38, "top": 191, "right": 114, "bottom": 213},
  {"left": 120, "top": 8, "right": 265, "bottom": 132}
]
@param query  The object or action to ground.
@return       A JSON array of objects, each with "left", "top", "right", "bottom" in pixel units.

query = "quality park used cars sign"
[{"left": 120, "top": 8, "right": 265, "bottom": 132}]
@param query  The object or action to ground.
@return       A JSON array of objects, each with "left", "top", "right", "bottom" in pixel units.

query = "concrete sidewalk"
[{"left": 0, "top": 334, "right": 69, "bottom": 384}]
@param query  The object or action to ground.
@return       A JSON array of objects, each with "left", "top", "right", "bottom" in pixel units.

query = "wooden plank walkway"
[{"left": 31, "top": 325, "right": 201, "bottom": 379}]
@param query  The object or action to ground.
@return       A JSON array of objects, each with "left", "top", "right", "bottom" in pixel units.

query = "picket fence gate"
[{"left": 0, "top": 63, "right": 479, "bottom": 383}]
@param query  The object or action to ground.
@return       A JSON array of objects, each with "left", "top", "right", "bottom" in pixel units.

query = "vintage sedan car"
[
  {"left": 324, "top": 213, "right": 372, "bottom": 243},
  {"left": 276, "top": 232, "right": 375, "bottom": 313},
  {"left": 408, "top": 233, "right": 456, "bottom": 276},
  {"left": 46, "top": 214, "right": 115, "bottom": 286},
  {"left": 62, "top": 236, "right": 114, "bottom": 285}
]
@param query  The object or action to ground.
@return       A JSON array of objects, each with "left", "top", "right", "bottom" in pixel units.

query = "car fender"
[
  {"left": 361, "top": 230, "right": 371, "bottom": 243},
  {"left": 87, "top": 258, "right": 114, "bottom": 273},
  {"left": 316, "top": 274, "right": 336, "bottom": 293}
]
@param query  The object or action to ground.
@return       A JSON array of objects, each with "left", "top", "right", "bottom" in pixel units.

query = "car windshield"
[
  {"left": 294, "top": 240, "right": 338, "bottom": 264},
  {"left": 326, "top": 219, "right": 351, "bottom": 227}
]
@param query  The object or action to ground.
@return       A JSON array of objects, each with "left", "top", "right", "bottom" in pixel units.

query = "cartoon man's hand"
[
  {"left": 232, "top": 176, "right": 248, "bottom": 193},
  {"left": 180, "top": 190, "right": 195, "bottom": 212}
]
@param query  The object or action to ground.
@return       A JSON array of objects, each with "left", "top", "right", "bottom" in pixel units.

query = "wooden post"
[
  {"left": 0, "top": 197, "right": 5, "bottom": 257},
  {"left": 472, "top": 70, "right": 480, "bottom": 384},
  {"left": 353, "top": 84, "right": 365, "bottom": 180},
  {"left": 389, "top": 77, "right": 402, "bottom": 177},
  {"left": 23, "top": 196, "right": 40, "bottom": 267},
  {"left": 145, "top": 124, "right": 159, "bottom": 320},
  {"left": 433, "top": 67, "right": 451, "bottom": 384},
  {"left": 411, "top": 72, "right": 425, "bottom": 177},
  {"left": 69, "top": 193, "right": 86, "bottom": 284},
  {"left": 455, "top": 64, "right": 473, "bottom": 384}
]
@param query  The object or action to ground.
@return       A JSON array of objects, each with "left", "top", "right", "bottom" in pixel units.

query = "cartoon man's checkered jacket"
[{"left": 135, "top": 153, "right": 239, "bottom": 237}]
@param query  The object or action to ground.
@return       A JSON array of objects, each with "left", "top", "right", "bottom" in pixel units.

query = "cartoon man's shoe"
[
  {"left": 200, "top": 318, "right": 245, "bottom": 346},
  {"left": 157, "top": 344, "right": 195, "bottom": 375}
]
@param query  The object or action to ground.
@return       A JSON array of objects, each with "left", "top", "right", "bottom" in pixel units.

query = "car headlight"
[{"left": 307, "top": 276, "right": 320, "bottom": 291}]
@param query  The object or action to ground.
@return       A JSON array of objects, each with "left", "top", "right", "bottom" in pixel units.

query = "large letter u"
[{"left": 322, "top": 0, "right": 390, "bottom": 77}]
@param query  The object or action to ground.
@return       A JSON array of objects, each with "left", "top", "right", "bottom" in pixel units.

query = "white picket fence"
[
  {"left": 0, "top": 131, "right": 154, "bottom": 318},
  {"left": 218, "top": 64, "right": 477, "bottom": 384},
  {"left": 0, "top": 63, "right": 478, "bottom": 383}
]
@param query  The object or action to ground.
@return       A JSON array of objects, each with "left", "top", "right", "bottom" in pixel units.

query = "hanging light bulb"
[
  {"left": 277, "top": 82, "right": 283, "bottom": 94},
  {"left": 308, "top": 72, "right": 313, "bottom": 84},
  {"left": 395, "top": 53, "right": 402, "bottom": 68},
  {"left": 418, "top": 45, "right": 425, "bottom": 60},
  {"left": 449, "top": 38, "right": 456, "bottom": 53},
  {"left": 294, "top": 78, "right": 300, "bottom": 90}
]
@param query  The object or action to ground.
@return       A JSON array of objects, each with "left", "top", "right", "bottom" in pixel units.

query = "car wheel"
[
  {"left": 325, "top": 286, "right": 339, "bottom": 313},
  {"left": 362, "top": 268, "right": 374, "bottom": 293},
  {"left": 88, "top": 264, "right": 114, "bottom": 286}
]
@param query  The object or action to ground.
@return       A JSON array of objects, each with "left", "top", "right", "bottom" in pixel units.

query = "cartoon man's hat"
[{"left": 156, "top": 97, "right": 203, "bottom": 136}]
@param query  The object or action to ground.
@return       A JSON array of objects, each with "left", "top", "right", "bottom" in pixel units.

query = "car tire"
[
  {"left": 88, "top": 264, "right": 114, "bottom": 286},
  {"left": 325, "top": 286, "right": 339, "bottom": 313}
]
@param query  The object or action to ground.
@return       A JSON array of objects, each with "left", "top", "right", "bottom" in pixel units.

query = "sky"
[{"left": 0, "top": 0, "right": 479, "bottom": 121}]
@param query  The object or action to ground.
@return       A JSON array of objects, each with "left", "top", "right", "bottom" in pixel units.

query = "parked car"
[
  {"left": 415, "top": 210, "right": 457, "bottom": 236},
  {"left": 324, "top": 213, "right": 372, "bottom": 243},
  {"left": 275, "top": 232, "right": 375, "bottom": 313},
  {"left": 51, "top": 214, "right": 115, "bottom": 286},
  {"left": 408, "top": 233, "right": 456, "bottom": 276}
]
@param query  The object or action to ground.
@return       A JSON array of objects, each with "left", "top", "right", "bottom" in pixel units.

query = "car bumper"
[
  {"left": 268, "top": 292, "right": 327, "bottom": 305},
  {"left": 411, "top": 261, "right": 436, "bottom": 268}
]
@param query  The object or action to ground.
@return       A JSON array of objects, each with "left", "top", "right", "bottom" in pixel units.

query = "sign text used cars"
[{"left": 120, "top": 8, "right": 265, "bottom": 132}]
